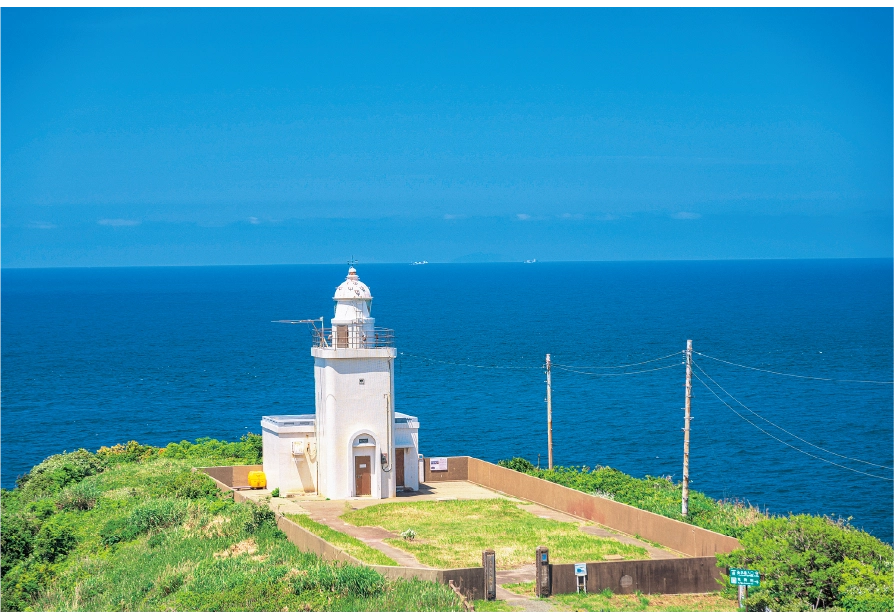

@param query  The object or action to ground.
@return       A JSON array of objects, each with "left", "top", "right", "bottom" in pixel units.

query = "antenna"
[{"left": 348, "top": 256, "right": 359, "bottom": 266}]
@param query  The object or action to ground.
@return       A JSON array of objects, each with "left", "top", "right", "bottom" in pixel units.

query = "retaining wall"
[
  {"left": 463, "top": 457, "right": 740, "bottom": 558},
  {"left": 551, "top": 557, "right": 723, "bottom": 596},
  {"left": 200, "top": 465, "right": 263, "bottom": 489}
]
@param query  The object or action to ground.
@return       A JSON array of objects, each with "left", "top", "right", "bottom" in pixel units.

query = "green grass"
[
  {"left": 341, "top": 498, "right": 648, "bottom": 569},
  {"left": 499, "top": 459, "right": 766, "bottom": 539},
  {"left": 473, "top": 598, "right": 520, "bottom": 611},
  {"left": 285, "top": 513, "right": 399, "bottom": 566},
  {"left": 0, "top": 439, "right": 461, "bottom": 612},
  {"left": 502, "top": 583, "right": 736, "bottom": 612}
]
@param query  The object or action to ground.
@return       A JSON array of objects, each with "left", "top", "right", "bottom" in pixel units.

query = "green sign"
[{"left": 729, "top": 568, "right": 760, "bottom": 587}]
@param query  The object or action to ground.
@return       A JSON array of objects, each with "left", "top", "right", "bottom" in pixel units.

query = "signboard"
[
  {"left": 574, "top": 563, "right": 587, "bottom": 577},
  {"left": 729, "top": 568, "right": 760, "bottom": 587},
  {"left": 430, "top": 457, "right": 448, "bottom": 471}
]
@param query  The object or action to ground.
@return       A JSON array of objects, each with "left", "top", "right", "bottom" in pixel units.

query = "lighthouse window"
[{"left": 359, "top": 378, "right": 365, "bottom": 385}]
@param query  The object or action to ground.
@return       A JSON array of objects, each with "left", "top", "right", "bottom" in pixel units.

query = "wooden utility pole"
[
  {"left": 546, "top": 354, "right": 553, "bottom": 470},
  {"left": 682, "top": 340, "right": 693, "bottom": 517}
]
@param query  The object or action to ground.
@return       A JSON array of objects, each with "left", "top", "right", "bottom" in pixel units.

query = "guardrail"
[{"left": 312, "top": 326, "right": 395, "bottom": 349}]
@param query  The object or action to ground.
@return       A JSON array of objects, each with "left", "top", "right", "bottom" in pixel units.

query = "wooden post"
[
  {"left": 682, "top": 340, "right": 692, "bottom": 517},
  {"left": 546, "top": 354, "right": 553, "bottom": 470}
]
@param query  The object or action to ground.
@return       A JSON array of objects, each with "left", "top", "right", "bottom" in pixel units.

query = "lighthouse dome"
[{"left": 333, "top": 267, "right": 372, "bottom": 301}]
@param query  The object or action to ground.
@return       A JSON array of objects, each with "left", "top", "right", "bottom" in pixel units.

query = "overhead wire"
[
  {"left": 692, "top": 359, "right": 893, "bottom": 471},
  {"left": 398, "top": 352, "right": 541, "bottom": 370},
  {"left": 552, "top": 362, "right": 682, "bottom": 376},
  {"left": 552, "top": 351, "right": 684, "bottom": 369},
  {"left": 691, "top": 370, "right": 893, "bottom": 481},
  {"left": 694, "top": 351, "right": 894, "bottom": 385}
]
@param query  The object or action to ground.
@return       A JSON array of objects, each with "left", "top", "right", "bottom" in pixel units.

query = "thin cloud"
[
  {"left": 516, "top": 213, "right": 531, "bottom": 220},
  {"left": 98, "top": 218, "right": 141, "bottom": 226},
  {"left": 27, "top": 221, "right": 58, "bottom": 229},
  {"left": 443, "top": 214, "right": 465, "bottom": 220},
  {"left": 671, "top": 211, "right": 702, "bottom": 220},
  {"left": 248, "top": 216, "right": 261, "bottom": 225}
]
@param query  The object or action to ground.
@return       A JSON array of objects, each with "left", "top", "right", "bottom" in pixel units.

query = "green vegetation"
[
  {"left": 717, "top": 514, "right": 893, "bottom": 611},
  {"left": 497, "top": 458, "right": 764, "bottom": 537},
  {"left": 0, "top": 437, "right": 461, "bottom": 612},
  {"left": 500, "top": 458, "right": 894, "bottom": 611},
  {"left": 502, "top": 582, "right": 736, "bottom": 612},
  {"left": 342, "top": 498, "right": 648, "bottom": 569},
  {"left": 285, "top": 513, "right": 399, "bottom": 566}
]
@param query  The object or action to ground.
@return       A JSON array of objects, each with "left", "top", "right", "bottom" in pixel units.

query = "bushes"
[
  {"left": 0, "top": 516, "right": 36, "bottom": 576},
  {"left": 57, "top": 478, "right": 101, "bottom": 511},
  {"left": 164, "top": 471, "right": 221, "bottom": 500},
  {"left": 33, "top": 520, "right": 77, "bottom": 563},
  {"left": 716, "top": 514, "right": 894, "bottom": 611},
  {"left": 96, "top": 441, "right": 160, "bottom": 464},
  {"left": 291, "top": 562, "right": 386, "bottom": 598},
  {"left": 162, "top": 433, "right": 263, "bottom": 464},
  {"left": 839, "top": 558, "right": 894, "bottom": 611},
  {"left": 497, "top": 459, "right": 764, "bottom": 538},
  {"left": 244, "top": 503, "right": 277, "bottom": 534},
  {"left": 15, "top": 449, "right": 105, "bottom": 496}
]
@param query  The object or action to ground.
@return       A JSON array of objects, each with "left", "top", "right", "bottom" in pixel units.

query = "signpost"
[
  {"left": 573, "top": 563, "right": 588, "bottom": 594},
  {"left": 430, "top": 457, "right": 448, "bottom": 471},
  {"left": 729, "top": 568, "right": 760, "bottom": 608}
]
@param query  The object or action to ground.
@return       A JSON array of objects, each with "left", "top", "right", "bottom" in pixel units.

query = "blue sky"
[{"left": 2, "top": 8, "right": 891, "bottom": 267}]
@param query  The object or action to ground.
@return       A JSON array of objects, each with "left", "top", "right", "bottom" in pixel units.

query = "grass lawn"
[
  {"left": 341, "top": 499, "right": 648, "bottom": 569},
  {"left": 502, "top": 582, "right": 737, "bottom": 612},
  {"left": 285, "top": 513, "right": 399, "bottom": 566}
]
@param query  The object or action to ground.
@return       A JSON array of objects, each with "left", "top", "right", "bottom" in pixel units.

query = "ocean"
[{"left": 2, "top": 260, "right": 892, "bottom": 542}]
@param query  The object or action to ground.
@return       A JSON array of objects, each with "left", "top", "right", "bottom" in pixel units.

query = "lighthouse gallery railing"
[{"left": 312, "top": 326, "right": 395, "bottom": 349}]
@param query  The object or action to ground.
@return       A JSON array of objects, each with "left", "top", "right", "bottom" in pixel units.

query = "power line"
[
  {"left": 693, "top": 359, "right": 893, "bottom": 471},
  {"left": 398, "top": 352, "right": 541, "bottom": 370},
  {"left": 694, "top": 351, "right": 894, "bottom": 385},
  {"left": 552, "top": 351, "right": 683, "bottom": 369},
  {"left": 552, "top": 362, "right": 682, "bottom": 376},
  {"left": 691, "top": 371, "right": 893, "bottom": 482}
]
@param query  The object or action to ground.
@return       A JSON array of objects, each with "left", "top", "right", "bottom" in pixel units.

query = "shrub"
[
  {"left": 717, "top": 514, "right": 894, "bottom": 611},
  {"left": 96, "top": 441, "right": 159, "bottom": 464},
  {"left": 57, "top": 479, "right": 101, "bottom": 511},
  {"left": 838, "top": 558, "right": 894, "bottom": 611},
  {"left": 164, "top": 470, "right": 221, "bottom": 500},
  {"left": 162, "top": 433, "right": 263, "bottom": 464},
  {"left": 33, "top": 520, "right": 77, "bottom": 563},
  {"left": 244, "top": 503, "right": 277, "bottom": 533},
  {"left": 271, "top": 487, "right": 280, "bottom": 497},
  {"left": 16, "top": 450, "right": 105, "bottom": 496},
  {"left": 128, "top": 499, "right": 187, "bottom": 534},
  {"left": 497, "top": 457, "right": 535, "bottom": 473},
  {"left": 291, "top": 562, "right": 385, "bottom": 597},
  {"left": 0, "top": 515, "right": 36, "bottom": 575},
  {"left": 99, "top": 517, "right": 140, "bottom": 546}
]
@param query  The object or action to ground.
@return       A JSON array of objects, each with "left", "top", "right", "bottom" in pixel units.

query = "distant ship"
[
  {"left": 411, "top": 261, "right": 429, "bottom": 265},
  {"left": 524, "top": 259, "right": 537, "bottom": 264}
]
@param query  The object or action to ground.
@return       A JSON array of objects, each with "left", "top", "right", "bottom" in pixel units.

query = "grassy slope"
[
  {"left": 0, "top": 439, "right": 460, "bottom": 612},
  {"left": 342, "top": 498, "right": 648, "bottom": 569},
  {"left": 285, "top": 513, "right": 399, "bottom": 566}
]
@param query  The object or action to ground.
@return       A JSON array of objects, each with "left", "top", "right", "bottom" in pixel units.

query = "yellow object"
[{"left": 247, "top": 471, "right": 267, "bottom": 489}]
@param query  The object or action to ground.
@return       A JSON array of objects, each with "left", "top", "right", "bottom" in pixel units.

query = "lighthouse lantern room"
[{"left": 261, "top": 267, "right": 421, "bottom": 499}]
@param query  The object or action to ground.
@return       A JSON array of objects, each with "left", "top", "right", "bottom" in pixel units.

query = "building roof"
[{"left": 334, "top": 267, "right": 372, "bottom": 301}]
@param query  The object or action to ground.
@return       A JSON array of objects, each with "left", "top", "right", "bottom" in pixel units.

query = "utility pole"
[
  {"left": 546, "top": 354, "right": 553, "bottom": 470},
  {"left": 682, "top": 340, "right": 693, "bottom": 517}
]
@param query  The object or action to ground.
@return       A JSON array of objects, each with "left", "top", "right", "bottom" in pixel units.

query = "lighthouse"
[{"left": 261, "top": 267, "right": 420, "bottom": 499}]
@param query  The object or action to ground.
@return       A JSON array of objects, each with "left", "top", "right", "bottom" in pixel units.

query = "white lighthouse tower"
[
  {"left": 261, "top": 266, "right": 420, "bottom": 499},
  {"left": 314, "top": 266, "right": 398, "bottom": 499}
]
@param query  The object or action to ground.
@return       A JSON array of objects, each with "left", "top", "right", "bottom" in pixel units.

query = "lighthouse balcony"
[{"left": 312, "top": 325, "right": 395, "bottom": 349}]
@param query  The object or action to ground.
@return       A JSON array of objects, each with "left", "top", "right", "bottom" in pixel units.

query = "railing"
[{"left": 312, "top": 326, "right": 395, "bottom": 349}]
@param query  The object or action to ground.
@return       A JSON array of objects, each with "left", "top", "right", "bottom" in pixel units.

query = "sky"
[{"left": 2, "top": 8, "right": 892, "bottom": 267}]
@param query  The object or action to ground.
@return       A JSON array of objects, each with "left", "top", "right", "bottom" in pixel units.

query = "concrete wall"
[
  {"left": 551, "top": 557, "right": 723, "bottom": 596},
  {"left": 422, "top": 455, "right": 469, "bottom": 482},
  {"left": 274, "top": 513, "right": 484, "bottom": 599},
  {"left": 200, "top": 465, "right": 263, "bottom": 489},
  {"left": 464, "top": 457, "right": 740, "bottom": 558}
]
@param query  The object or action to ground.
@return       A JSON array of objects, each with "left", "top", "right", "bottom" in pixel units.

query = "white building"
[{"left": 262, "top": 267, "right": 421, "bottom": 499}]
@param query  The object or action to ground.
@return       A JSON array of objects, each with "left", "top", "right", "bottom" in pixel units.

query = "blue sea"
[{"left": 2, "top": 260, "right": 892, "bottom": 542}]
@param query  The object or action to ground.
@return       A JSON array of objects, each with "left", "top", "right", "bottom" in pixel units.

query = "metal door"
[
  {"left": 396, "top": 448, "right": 405, "bottom": 487},
  {"left": 354, "top": 455, "right": 371, "bottom": 496}
]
